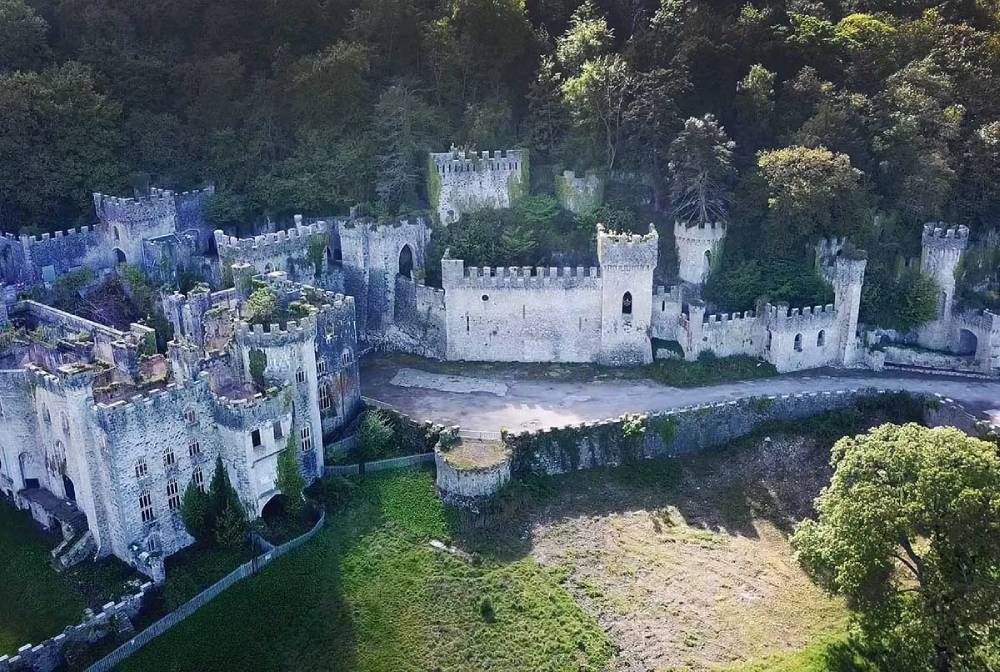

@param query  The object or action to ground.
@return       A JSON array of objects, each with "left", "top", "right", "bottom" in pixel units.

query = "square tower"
[{"left": 597, "top": 224, "right": 658, "bottom": 365}]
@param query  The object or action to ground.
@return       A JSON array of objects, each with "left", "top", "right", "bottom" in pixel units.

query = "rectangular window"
[
  {"left": 163, "top": 448, "right": 176, "bottom": 468},
  {"left": 319, "top": 384, "right": 330, "bottom": 411},
  {"left": 135, "top": 458, "right": 148, "bottom": 479},
  {"left": 273, "top": 421, "right": 283, "bottom": 440},
  {"left": 251, "top": 429, "right": 262, "bottom": 448},
  {"left": 296, "top": 369, "right": 305, "bottom": 383},
  {"left": 184, "top": 409, "right": 197, "bottom": 425},
  {"left": 167, "top": 480, "right": 181, "bottom": 512},
  {"left": 300, "top": 426, "right": 312, "bottom": 452},
  {"left": 139, "top": 490, "right": 154, "bottom": 523},
  {"left": 188, "top": 441, "right": 201, "bottom": 458},
  {"left": 192, "top": 466, "right": 205, "bottom": 491},
  {"left": 317, "top": 359, "right": 327, "bottom": 374}
]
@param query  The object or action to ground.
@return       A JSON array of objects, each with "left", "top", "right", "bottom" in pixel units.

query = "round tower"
[
  {"left": 920, "top": 223, "right": 969, "bottom": 323},
  {"left": 674, "top": 221, "right": 726, "bottom": 285},
  {"left": 597, "top": 224, "right": 658, "bottom": 365}
]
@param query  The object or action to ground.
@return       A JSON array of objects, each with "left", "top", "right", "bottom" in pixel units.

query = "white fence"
[
  {"left": 458, "top": 428, "right": 502, "bottom": 441},
  {"left": 86, "top": 509, "right": 326, "bottom": 672},
  {"left": 325, "top": 452, "right": 435, "bottom": 476}
]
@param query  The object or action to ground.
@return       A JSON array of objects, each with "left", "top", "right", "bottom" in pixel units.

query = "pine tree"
[
  {"left": 667, "top": 114, "right": 736, "bottom": 226},
  {"left": 276, "top": 433, "right": 306, "bottom": 517},
  {"left": 180, "top": 479, "right": 211, "bottom": 543}
]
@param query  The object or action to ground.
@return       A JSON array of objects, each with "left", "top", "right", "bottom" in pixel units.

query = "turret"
[
  {"left": 920, "top": 223, "right": 969, "bottom": 322},
  {"left": 674, "top": 221, "right": 725, "bottom": 285},
  {"left": 597, "top": 224, "right": 658, "bottom": 365}
]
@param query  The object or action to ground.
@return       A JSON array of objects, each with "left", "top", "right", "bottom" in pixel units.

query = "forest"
[{"left": 1, "top": 0, "right": 999, "bottom": 323}]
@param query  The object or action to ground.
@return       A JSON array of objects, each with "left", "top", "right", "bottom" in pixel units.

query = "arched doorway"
[
  {"left": 261, "top": 493, "right": 288, "bottom": 519},
  {"left": 957, "top": 329, "right": 978, "bottom": 356},
  {"left": 398, "top": 245, "right": 414, "bottom": 279},
  {"left": 621, "top": 291, "right": 633, "bottom": 315},
  {"left": 19, "top": 453, "right": 39, "bottom": 489},
  {"left": 113, "top": 248, "right": 126, "bottom": 265},
  {"left": 62, "top": 474, "right": 76, "bottom": 502}
]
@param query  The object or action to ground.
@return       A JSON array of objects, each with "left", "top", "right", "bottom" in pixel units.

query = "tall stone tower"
[
  {"left": 921, "top": 223, "right": 969, "bottom": 317},
  {"left": 673, "top": 221, "right": 725, "bottom": 285},
  {"left": 832, "top": 254, "right": 867, "bottom": 365},
  {"left": 597, "top": 224, "right": 658, "bottom": 365}
]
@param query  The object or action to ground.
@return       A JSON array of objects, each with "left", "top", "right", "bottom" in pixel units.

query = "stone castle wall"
[{"left": 428, "top": 148, "right": 527, "bottom": 224}]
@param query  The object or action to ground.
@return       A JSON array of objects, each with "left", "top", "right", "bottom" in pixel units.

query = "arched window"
[
  {"left": 704, "top": 249, "right": 712, "bottom": 267},
  {"left": 398, "top": 244, "right": 414, "bottom": 278},
  {"left": 114, "top": 248, "right": 126, "bottom": 265},
  {"left": 816, "top": 330, "right": 825, "bottom": 347},
  {"left": 621, "top": 292, "right": 633, "bottom": 315},
  {"left": 794, "top": 333, "right": 803, "bottom": 352}
]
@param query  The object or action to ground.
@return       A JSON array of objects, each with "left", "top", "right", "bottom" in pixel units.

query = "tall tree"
[
  {"left": 0, "top": 0, "right": 51, "bottom": 72},
  {"left": 374, "top": 83, "right": 433, "bottom": 214},
  {"left": 667, "top": 114, "right": 736, "bottom": 226},
  {"left": 793, "top": 424, "right": 1000, "bottom": 671}
]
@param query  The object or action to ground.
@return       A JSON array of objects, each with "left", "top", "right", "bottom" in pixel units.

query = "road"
[{"left": 360, "top": 354, "right": 1000, "bottom": 432}]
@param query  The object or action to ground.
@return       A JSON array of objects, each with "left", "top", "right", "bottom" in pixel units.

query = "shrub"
[
  {"left": 354, "top": 410, "right": 394, "bottom": 464},
  {"left": 215, "top": 499, "right": 249, "bottom": 549},
  {"left": 248, "top": 349, "right": 268, "bottom": 391},
  {"left": 479, "top": 597, "right": 496, "bottom": 623},
  {"left": 275, "top": 434, "right": 306, "bottom": 517},
  {"left": 180, "top": 480, "right": 211, "bottom": 543}
]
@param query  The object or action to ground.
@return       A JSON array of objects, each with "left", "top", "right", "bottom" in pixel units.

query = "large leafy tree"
[
  {"left": 792, "top": 424, "right": 1000, "bottom": 671},
  {"left": 667, "top": 114, "right": 736, "bottom": 226},
  {"left": 757, "top": 145, "right": 869, "bottom": 254},
  {"left": 374, "top": 83, "right": 434, "bottom": 214},
  {"left": 0, "top": 0, "right": 51, "bottom": 72}
]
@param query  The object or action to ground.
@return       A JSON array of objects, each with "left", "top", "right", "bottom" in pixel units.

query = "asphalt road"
[{"left": 360, "top": 355, "right": 1000, "bottom": 432}]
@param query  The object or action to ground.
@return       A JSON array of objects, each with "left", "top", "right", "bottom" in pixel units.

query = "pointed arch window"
[{"left": 622, "top": 292, "right": 633, "bottom": 315}]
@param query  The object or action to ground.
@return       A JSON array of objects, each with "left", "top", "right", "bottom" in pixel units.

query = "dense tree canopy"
[
  {"left": 0, "top": 0, "right": 997, "bottom": 319},
  {"left": 792, "top": 423, "right": 1000, "bottom": 671}
]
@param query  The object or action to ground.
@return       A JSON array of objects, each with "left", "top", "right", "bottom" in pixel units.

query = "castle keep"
[{"left": 428, "top": 146, "right": 527, "bottom": 225}]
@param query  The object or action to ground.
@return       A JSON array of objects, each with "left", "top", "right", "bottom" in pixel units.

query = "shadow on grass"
[{"left": 447, "top": 402, "right": 926, "bottom": 563}]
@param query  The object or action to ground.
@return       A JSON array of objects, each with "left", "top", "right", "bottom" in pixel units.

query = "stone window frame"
[
  {"left": 42, "top": 406, "right": 51, "bottom": 424},
  {"left": 135, "top": 458, "right": 149, "bottom": 480},
  {"left": 166, "top": 479, "right": 181, "bottom": 512},
  {"left": 192, "top": 466, "right": 205, "bottom": 491},
  {"left": 273, "top": 421, "right": 284, "bottom": 441},
  {"left": 251, "top": 429, "right": 262, "bottom": 448},
  {"left": 163, "top": 447, "right": 176, "bottom": 469},
  {"left": 319, "top": 383, "right": 331, "bottom": 411},
  {"left": 817, "top": 330, "right": 826, "bottom": 347},
  {"left": 341, "top": 348, "right": 353, "bottom": 366},
  {"left": 295, "top": 369, "right": 306, "bottom": 384},
  {"left": 183, "top": 408, "right": 197, "bottom": 425},
  {"left": 794, "top": 333, "right": 804, "bottom": 352},
  {"left": 317, "top": 359, "right": 328, "bottom": 374},
  {"left": 300, "top": 426, "right": 312, "bottom": 452},
  {"left": 139, "top": 489, "right": 155, "bottom": 523},
  {"left": 188, "top": 441, "right": 201, "bottom": 458}
]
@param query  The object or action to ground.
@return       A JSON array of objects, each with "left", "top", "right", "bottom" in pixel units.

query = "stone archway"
[
  {"left": 113, "top": 248, "right": 127, "bottom": 265},
  {"left": 957, "top": 329, "right": 978, "bottom": 356},
  {"left": 62, "top": 474, "right": 76, "bottom": 502}
]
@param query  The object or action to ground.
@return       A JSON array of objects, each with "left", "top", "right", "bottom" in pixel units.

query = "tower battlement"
[
  {"left": 235, "top": 315, "right": 318, "bottom": 348},
  {"left": 443, "top": 259, "right": 601, "bottom": 290},
  {"left": 93, "top": 373, "right": 209, "bottom": 419},
  {"left": 673, "top": 220, "right": 726, "bottom": 243},
  {"left": 765, "top": 303, "right": 838, "bottom": 331},
  {"left": 922, "top": 223, "right": 970, "bottom": 250},
  {"left": 429, "top": 147, "right": 526, "bottom": 177},
  {"left": 597, "top": 224, "right": 658, "bottom": 268},
  {"left": 93, "top": 189, "right": 177, "bottom": 225},
  {"left": 215, "top": 220, "right": 331, "bottom": 256}
]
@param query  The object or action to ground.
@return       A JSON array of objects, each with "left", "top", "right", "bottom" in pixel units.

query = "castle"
[{"left": 0, "top": 148, "right": 997, "bottom": 583}]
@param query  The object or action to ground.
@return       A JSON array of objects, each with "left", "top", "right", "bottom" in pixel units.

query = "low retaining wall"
[
  {"left": 925, "top": 394, "right": 998, "bottom": 438},
  {"left": 507, "top": 388, "right": 898, "bottom": 477},
  {"left": 361, "top": 396, "right": 444, "bottom": 455},
  {"left": 0, "top": 583, "right": 153, "bottom": 672},
  {"left": 326, "top": 452, "right": 435, "bottom": 476}
]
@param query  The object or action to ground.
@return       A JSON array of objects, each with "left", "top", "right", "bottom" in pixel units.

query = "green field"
[
  {"left": 0, "top": 502, "right": 135, "bottom": 656},
  {"left": 118, "top": 469, "right": 615, "bottom": 672}
]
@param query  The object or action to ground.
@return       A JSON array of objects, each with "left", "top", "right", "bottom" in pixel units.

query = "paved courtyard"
[{"left": 361, "top": 354, "right": 1000, "bottom": 432}]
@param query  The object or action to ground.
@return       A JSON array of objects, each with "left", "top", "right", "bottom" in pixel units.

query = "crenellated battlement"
[
  {"left": 765, "top": 302, "right": 838, "bottom": 331},
  {"left": 702, "top": 309, "right": 758, "bottom": 329},
  {"left": 448, "top": 260, "right": 602, "bottom": 290},
  {"left": 93, "top": 372, "right": 209, "bottom": 418},
  {"left": 93, "top": 189, "right": 178, "bottom": 225},
  {"left": 653, "top": 284, "right": 684, "bottom": 303},
  {"left": 215, "top": 220, "right": 332, "bottom": 257},
  {"left": 673, "top": 220, "right": 726, "bottom": 242},
  {"left": 212, "top": 382, "right": 293, "bottom": 431},
  {"left": 18, "top": 224, "right": 107, "bottom": 245},
  {"left": 597, "top": 224, "right": 658, "bottom": 268},
  {"left": 235, "top": 315, "right": 318, "bottom": 348},
  {"left": 921, "top": 222, "right": 970, "bottom": 249},
  {"left": 429, "top": 146, "right": 526, "bottom": 177}
]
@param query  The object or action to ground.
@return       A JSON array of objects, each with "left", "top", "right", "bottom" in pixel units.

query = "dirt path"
[{"left": 361, "top": 354, "right": 1000, "bottom": 431}]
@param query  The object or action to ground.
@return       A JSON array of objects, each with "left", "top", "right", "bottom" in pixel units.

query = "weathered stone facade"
[{"left": 427, "top": 146, "right": 528, "bottom": 225}]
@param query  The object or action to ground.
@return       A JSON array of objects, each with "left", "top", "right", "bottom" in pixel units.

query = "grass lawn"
[
  {"left": 0, "top": 502, "right": 137, "bottom": 656},
  {"left": 118, "top": 469, "right": 614, "bottom": 672}
]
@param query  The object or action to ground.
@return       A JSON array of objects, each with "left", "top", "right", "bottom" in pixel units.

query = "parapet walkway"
[{"left": 360, "top": 355, "right": 1000, "bottom": 432}]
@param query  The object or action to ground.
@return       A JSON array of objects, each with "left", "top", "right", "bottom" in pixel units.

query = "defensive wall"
[
  {"left": 0, "top": 583, "right": 154, "bottom": 672},
  {"left": 428, "top": 148, "right": 527, "bottom": 224}
]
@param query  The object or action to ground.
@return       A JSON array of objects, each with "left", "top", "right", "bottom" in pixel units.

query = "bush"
[
  {"left": 860, "top": 265, "right": 939, "bottom": 332},
  {"left": 180, "top": 481, "right": 211, "bottom": 543},
  {"left": 275, "top": 434, "right": 306, "bottom": 516},
  {"left": 479, "top": 597, "right": 496, "bottom": 623},
  {"left": 354, "top": 410, "right": 394, "bottom": 464},
  {"left": 180, "top": 457, "right": 250, "bottom": 549}
]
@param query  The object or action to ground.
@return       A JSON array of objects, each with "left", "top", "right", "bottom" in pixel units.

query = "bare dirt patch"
[{"left": 527, "top": 435, "right": 847, "bottom": 672}]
